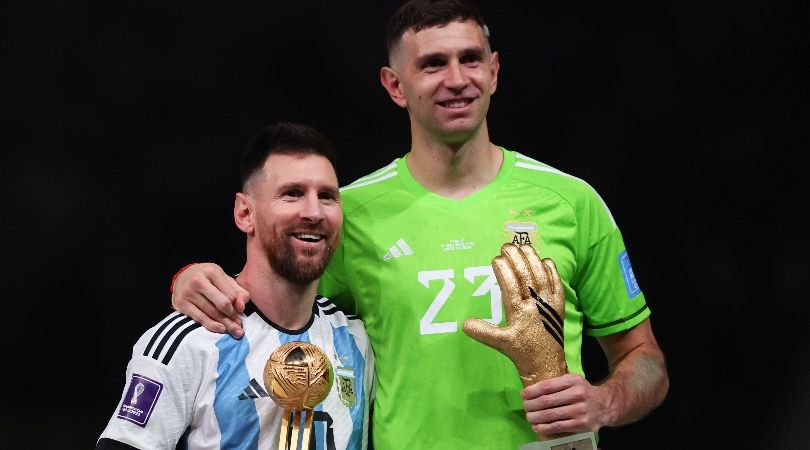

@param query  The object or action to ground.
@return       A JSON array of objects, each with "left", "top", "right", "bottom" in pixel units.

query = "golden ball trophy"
[
  {"left": 463, "top": 243, "right": 597, "bottom": 450},
  {"left": 264, "top": 342, "right": 333, "bottom": 450}
]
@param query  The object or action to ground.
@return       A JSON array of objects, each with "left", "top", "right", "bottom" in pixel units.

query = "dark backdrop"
[{"left": 2, "top": 1, "right": 806, "bottom": 448}]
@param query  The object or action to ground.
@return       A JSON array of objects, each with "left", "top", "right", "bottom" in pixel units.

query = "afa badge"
[
  {"left": 335, "top": 364, "right": 356, "bottom": 408},
  {"left": 503, "top": 221, "right": 538, "bottom": 248}
]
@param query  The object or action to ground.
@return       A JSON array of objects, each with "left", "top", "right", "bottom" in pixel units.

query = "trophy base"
[{"left": 519, "top": 432, "right": 597, "bottom": 450}]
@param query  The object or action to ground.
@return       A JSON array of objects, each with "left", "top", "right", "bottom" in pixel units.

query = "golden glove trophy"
[
  {"left": 462, "top": 243, "right": 597, "bottom": 450},
  {"left": 264, "top": 342, "right": 333, "bottom": 450}
]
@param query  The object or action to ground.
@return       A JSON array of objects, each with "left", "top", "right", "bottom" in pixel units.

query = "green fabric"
[{"left": 319, "top": 148, "right": 649, "bottom": 449}]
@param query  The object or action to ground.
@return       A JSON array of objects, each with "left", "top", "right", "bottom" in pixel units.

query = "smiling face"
[
  {"left": 382, "top": 20, "right": 499, "bottom": 145},
  {"left": 237, "top": 153, "right": 342, "bottom": 285}
]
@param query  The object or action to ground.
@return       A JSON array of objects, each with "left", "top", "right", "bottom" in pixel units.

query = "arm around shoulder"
[{"left": 170, "top": 262, "right": 249, "bottom": 337}]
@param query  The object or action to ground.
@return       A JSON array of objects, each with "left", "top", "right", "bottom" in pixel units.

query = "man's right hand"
[{"left": 171, "top": 263, "right": 249, "bottom": 338}]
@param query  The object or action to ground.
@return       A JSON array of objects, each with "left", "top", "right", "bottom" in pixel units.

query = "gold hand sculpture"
[{"left": 462, "top": 243, "right": 567, "bottom": 387}]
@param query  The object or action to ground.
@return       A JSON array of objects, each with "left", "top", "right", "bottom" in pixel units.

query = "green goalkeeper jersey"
[{"left": 319, "top": 148, "right": 650, "bottom": 449}]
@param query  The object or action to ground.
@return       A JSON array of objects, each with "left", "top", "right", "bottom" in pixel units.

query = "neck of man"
[
  {"left": 407, "top": 121, "right": 503, "bottom": 200},
  {"left": 236, "top": 247, "right": 319, "bottom": 330}
]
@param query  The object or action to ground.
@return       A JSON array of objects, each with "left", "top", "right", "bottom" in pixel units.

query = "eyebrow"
[
  {"left": 414, "top": 46, "right": 486, "bottom": 68},
  {"left": 276, "top": 181, "right": 340, "bottom": 197}
]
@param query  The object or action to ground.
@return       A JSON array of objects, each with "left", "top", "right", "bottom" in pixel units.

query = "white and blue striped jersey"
[{"left": 98, "top": 296, "right": 373, "bottom": 450}]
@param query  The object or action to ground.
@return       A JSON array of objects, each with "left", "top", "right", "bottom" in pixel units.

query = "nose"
[
  {"left": 299, "top": 193, "right": 324, "bottom": 223},
  {"left": 444, "top": 60, "right": 467, "bottom": 91}
]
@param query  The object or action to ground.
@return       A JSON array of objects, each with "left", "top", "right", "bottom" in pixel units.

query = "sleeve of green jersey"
[
  {"left": 318, "top": 236, "right": 357, "bottom": 315},
  {"left": 576, "top": 221, "right": 651, "bottom": 337}
]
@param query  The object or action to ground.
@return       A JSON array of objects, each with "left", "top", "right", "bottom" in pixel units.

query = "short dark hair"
[
  {"left": 241, "top": 122, "right": 336, "bottom": 188},
  {"left": 386, "top": 0, "right": 488, "bottom": 57}
]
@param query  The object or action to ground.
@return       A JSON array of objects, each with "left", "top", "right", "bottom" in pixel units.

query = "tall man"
[
  {"left": 98, "top": 123, "right": 373, "bottom": 449},
  {"left": 172, "top": 1, "right": 669, "bottom": 448}
]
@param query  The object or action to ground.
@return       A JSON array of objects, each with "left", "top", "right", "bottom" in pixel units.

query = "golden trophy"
[
  {"left": 462, "top": 243, "right": 597, "bottom": 450},
  {"left": 264, "top": 342, "right": 333, "bottom": 450}
]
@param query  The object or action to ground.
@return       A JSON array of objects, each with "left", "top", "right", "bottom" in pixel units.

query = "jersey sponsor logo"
[
  {"left": 504, "top": 221, "right": 538, "bottom": 248},
  {"left": 618, "top": 250, "right": 641, "bottom": 298},
  {"left": 117, "top": 374, "right": 163, "bottom": 427},
  {"left": 238, "top": 378, "right": 270, "bottom": 400},
  {"left": 440, "top": 238, "right": 475, "bottom": 252},
  {"left": 383, "top": 238, "right": 413, "bottom": 261}
]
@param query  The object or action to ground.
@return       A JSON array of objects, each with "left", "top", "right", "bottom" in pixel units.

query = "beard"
[{"left": 263, "top": 224, "right": 338, "bottom": 285}]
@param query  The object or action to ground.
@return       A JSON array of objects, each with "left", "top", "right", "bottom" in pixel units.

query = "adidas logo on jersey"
[
  {"left": 383, "top": 239, "right": 413, "bottom": 261},
  {"left": 238, "top": 378, "right": 269, "bottom": 400}
]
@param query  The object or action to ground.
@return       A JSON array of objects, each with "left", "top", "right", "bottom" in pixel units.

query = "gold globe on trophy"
[{"left": 264, "top": 342, "right": 333, "bottom": 450}]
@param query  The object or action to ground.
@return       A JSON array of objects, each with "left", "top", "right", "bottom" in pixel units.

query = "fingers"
[
  {"left": 541, "top": 258, "right": 565, "bottom": 315},
  {"left": 521, "top": 373, "right": 582, "bottom": 402},
  {"left": 522, "top": 374, "right": 595, "bottom": 434},
  {"left": 210, "top": 272, "right": 250, "bottom": 316},
  {"left": 491, "top": 255, "right": 521, "bottom": 323},
  {"left": 532, "top": 415, "right": 592, "bottom": 437},
  {"left": 180, "top": 300, "right": 227, "bottom": 334},
  {"left": 196, "top": 280, "right": 244, "bottom": 338},
  {"left": 518, "top": 244, "right": 549, "bottom": 295},
  {"left": 501, "top": 244, "right": 534, "bottom": 300},
  {"left": 232, "top": 287, "right": 250, "bottom": 314},
  {"left": 172, "top": 263, "right": 245, "bottom": 338},
  {"left": 462, "top": 318, "right": 509, "bottom": 354},
  {"left": 200, "top": 267, "right": 241, "bottom": 317}
]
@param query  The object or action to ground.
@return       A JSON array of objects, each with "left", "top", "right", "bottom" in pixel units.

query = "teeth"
[
  {"left": 443, "top": 100, "right": 469, "bottom": 108},
  {"left": 295, "top": 233, "right": 322, "bottom": 241}
]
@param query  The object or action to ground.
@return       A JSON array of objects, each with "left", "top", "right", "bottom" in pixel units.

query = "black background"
[{"left": 2, "top": 1, "right": 807, "bottom": 448}]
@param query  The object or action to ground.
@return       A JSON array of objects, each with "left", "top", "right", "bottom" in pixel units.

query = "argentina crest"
[
  {"left": 503, "top": 221, "right": 538, "bottom": 249},
  {"left": 334, "top": 355, "right": 357, "bottom": 408}
]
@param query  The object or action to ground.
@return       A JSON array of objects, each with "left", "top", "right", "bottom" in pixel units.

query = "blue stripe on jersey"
[
  {"left": 332, "top": 326, "right": 365, "bottom": 449},
  {"left": 214, "top": 335, "right": 260, "bottom": 449}
]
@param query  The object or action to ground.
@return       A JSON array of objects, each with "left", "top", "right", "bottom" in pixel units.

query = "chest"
[{"left": 343, "top": 186, "right": 581, "bottom": 332}]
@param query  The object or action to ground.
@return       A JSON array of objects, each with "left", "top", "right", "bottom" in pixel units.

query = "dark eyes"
[
  {"left": 429, "top": 58, "right": 444, "bottom": 67},
  {"left": 281, "top": 190, "right": 338, "bottom": 202},
  {"left": 422, "top": 54, "right": 481, "bottom": 71},
  {"left": 460, "top": 53, "right": 481, "bottom": 65},
  {"left": 282, "top": 189, "right": 303, "bottom": 198},
  {"left": 423, "top": 58, "right": 445, "bottom": 70}
]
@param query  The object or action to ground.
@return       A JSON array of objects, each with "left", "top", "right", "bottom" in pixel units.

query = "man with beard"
[{"left": 97, "top": 122, "right": 373, "bottom": 450}]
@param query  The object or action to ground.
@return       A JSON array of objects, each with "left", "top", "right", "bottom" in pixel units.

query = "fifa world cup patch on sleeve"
[
  {"left": 117, "top": 374, "right": 163, "bottom": 427},
  {"left": 618, "top": 250, "right": 641, "bottom": 298}
]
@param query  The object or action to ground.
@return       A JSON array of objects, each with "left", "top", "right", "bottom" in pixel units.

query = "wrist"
[
  {"left": 594, "top": 380, "right": 622, "bottom": 428},
  {"left": 170, "top": 262, "right": 199, "bottom": 294}
]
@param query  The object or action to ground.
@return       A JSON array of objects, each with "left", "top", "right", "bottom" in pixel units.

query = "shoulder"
[
  {"left": 339, "top": 158, "right": 403, "bottom": 214},
  {"left": 506, "top": 149, "right": 617, "bottom": 226},
  {"left": 314, "top": 296, "right": 366, "bottom": 333},
  {"left": 134, "top": 312, "right": 220, "bottom": 367},
  {"left": 508, "top": 150, "right": 595, "bottom": 195}
]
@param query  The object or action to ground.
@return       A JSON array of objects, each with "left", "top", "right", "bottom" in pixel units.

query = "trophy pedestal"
[{"left": 520, "top": 432, "right": 597, "bottom": 450}]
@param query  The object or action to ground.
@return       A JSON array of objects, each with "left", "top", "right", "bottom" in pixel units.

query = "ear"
[
  {"left": 234, "top": 192, "right": 254, "bottom": 235},
  {"left": 380, "top": 66, "right": 408, "bottom": 108},
  {"left": 489, "top": 51, "right": 500, "bottom": 95}
]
